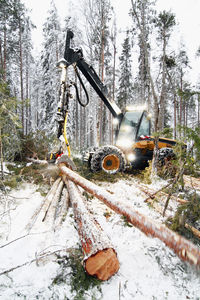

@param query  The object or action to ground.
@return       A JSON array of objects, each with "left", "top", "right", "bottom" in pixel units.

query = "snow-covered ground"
[{"left": 0, "top": 177, "right": 200, "bottom": 299}]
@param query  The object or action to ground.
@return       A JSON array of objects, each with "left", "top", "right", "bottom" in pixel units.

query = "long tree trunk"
[
  {"left": 0, "top": 38, "right": 3, "bottom": 72},
  {"left": 179, "top": 70, "right": 183, "bottom": 137},
  {"left": 25, "top": 53, "right": 29, "bottom": 135},
  {"left": 58, "top": 163, "right": 200, "bottom": 267},
  {"left": 198, "top": 95, "right": 200, "bottom": 127},
  {"left": 19, "top": 19, "right": 24, "bottom": 135},
  {"left": 0, "top": 128, "right": 4, "bottom": 180},
  {"left": 3, "top": 24, "right": 7, "bottom": 81},
  {"left": 64, "top": 178, "right": 119, "bottom": 280},
  {"left": 174, "top": 95, "right": 177, "bottom": 139},
  {"left": 158, "top": 29, "right": 167, "bottom": 131}
]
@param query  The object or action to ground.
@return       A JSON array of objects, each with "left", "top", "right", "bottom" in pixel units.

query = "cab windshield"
[
  {"left": 116, "top": 111, "right": 142, "bottom": 147},
  {"left": 116, "top": 111, "right": 151, "bottom": 148}
]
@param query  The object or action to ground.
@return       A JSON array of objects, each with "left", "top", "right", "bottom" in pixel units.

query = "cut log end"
[{"left": 85, "top": 248, "right": 119, "bottom": 281}]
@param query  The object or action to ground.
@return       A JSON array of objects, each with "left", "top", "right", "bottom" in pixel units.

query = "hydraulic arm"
[{"left": 63, "top": 30, "right": 123, "bottom": 120}]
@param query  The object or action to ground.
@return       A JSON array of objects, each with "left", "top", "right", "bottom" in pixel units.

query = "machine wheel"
[
  {"left": 90, "top": 145, "right": 126, "bottom": 174},
  {"left": 158, "top": 147, "right": 175, "bottom": 166}
]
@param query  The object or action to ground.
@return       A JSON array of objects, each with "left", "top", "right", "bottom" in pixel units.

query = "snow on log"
[
  {"left": 59, "top": 163, "right": 200, "bottom": 267},
  {"left": 42, "top": 179, "right": 64, "bottom": 225},
  {"left": 54, "top": 184, "right": 70, "bottom": 228},
  {"left": 26, "top": 157, "right": 48, "bottom": 165},
  {"left": 25, "top": 177, "right": 61, "bottom": 232},
  {"left": 63, "top": 178, "right": 119, "bottom": 281}
]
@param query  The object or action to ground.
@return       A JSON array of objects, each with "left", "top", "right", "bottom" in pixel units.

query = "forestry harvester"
[{"left": 52, "top": 30, "right": 176, "bottom": 174}]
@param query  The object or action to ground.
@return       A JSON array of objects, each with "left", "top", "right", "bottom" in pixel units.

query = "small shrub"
[
  {"left": 52, "top": 248, "right": 102, "bottom": 299},
  {"left": 121, "top": 215, "right": 133, "bottom": 227}
]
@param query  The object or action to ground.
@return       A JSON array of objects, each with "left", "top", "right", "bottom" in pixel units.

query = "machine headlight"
[
  {"left": 127, "top": 153, "right": 136, "bottom": 162},
  {"left": 116, "top": 138, "right": 133, "bottom": 149}
]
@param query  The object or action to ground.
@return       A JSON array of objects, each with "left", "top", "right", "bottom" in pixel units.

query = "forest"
[
  {"left": 1, "top": 0, "right": 200, "bottom": 299},
  {"left": 0, "top": 0, "right": 200, "bottom": 163}
]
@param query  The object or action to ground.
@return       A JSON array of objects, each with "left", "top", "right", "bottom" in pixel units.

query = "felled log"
[
  {"left": 42, "top": 179, "right": 64, "bottom": 224},
  {"left": 53, "top": 183, "right": 70, "bottom": 228},
  {"left": 59, "top": 163, "right": 200, "bottom": 267},
  {"left": 142, "top": 191, "right": 200, "bottom": 240},
  {"left": 25, "top": 177, "right": 61, "bottom": 232},
  {"left": 63, "top": 177, "right": 119, "bottom": 280},
  {"left": 26, "top": 157, "right": 48, "bottom": 165}
]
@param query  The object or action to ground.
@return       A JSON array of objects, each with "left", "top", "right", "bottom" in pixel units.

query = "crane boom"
[{"left": 64, "top": 30, "right": 123, "bottom": 120}]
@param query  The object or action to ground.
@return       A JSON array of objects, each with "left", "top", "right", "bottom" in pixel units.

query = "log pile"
[
  {"left": 58, "top": 161, "right": 200, "bottom": 267},
  {"left": 26, "top": 157, "right": 200, "bottom": 281}
]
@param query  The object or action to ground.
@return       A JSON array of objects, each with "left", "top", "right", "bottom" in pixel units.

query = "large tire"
[
  {"left": 90, "top": 145, "right": 126, "bottom": 174},
  {"left": 158, "top": 147, "right": 175, "bottom": 166}
]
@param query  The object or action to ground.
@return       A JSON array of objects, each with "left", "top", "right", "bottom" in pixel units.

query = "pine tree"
[
  {"left": 82, "top": 0, "right": 114, "bottom": 146},
  {"left": 117, "top": 30, "right": 134, "bottom": 110},
  {"left": 131, "top": 0, "right": 155, "bottom": 108},
  {"left": 40, "top": 0, "right": 61, "bottom": 134},
  {"left": 153, "top": 10, "right": 176, "bottom": 131}
]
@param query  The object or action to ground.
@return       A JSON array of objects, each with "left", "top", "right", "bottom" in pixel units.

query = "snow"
[{"left": 0, "top": 178, "right": 200, "bottom": 299}]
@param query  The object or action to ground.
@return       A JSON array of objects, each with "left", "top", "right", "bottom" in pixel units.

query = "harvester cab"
[{"left": 52, "top": 30, "right": 176, "bottom": 173}]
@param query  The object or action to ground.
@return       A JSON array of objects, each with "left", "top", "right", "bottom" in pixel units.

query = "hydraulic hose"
[
  {"left": 74, "top": 65, "right": 89, "bottom": 107},
  {"left": 63, "top": 111, "right": 71, "bottom": 157}
]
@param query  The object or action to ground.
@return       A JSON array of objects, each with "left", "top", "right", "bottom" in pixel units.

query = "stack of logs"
[{"left": 27, "top": 156, "right": 200, "bottom": 280}]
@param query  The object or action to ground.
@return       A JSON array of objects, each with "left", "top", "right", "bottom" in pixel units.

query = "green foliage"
[
  {"left": 14, "top": 131, "right": 57, "bottom": 161},
  {"left": 53, "top": 248, "right": 102, "bottom": 299},
  {"left": 0, "top": 162, "right": 51, "bottom": 190},
  {"left": 153, "top": 10, "right": 176, "bottom": 39},
  {"left": 140, "top": 161, "right": 152, "bottom": 184},
  {"left": 160, "top": 127, "right": 173, "bottom": 138},
  {"left": 167, "top": 192, "right": 200, "bottom": 245},
  {"left": 2, "top": 175, "right": 20, "bottom": 189},
  {"left": 0, "top": 81, "right": 22, "bottom": 162},
  {"left": 121, "top": 215, "right": 133, "bottom": 227},
  {"left": 176, "top": 126, "right": 200, "bottom": 173}
]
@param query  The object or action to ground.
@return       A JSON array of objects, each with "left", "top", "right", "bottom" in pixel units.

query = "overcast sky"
[{"left": 22, "top": 0, "right": 200, "bottom": 84}]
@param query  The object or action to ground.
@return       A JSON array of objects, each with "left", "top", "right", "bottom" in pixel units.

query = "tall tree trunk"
[
  {"left": 3, "top": 24, "right": 7, "bottom": 81},
  {"left": 19, "top": 19, "right": 24, "bottom": 135},
  {"left": 198, "top": 95, "right": 200, "bottom": 128},
  {"left": 0, "top": 38, "right": 3, "bottom": 72},
  {"left": 173, "top": 95, "right": 177, "bottom": 139},
  {"left": 0, "top": 127, "right": 4, "bottom": 180},
  {"left": 99, "top": 11, "right": 105, "bottom": 145},
  {"left": 179, "top": 70, "right": 183, "bottom": 136},
  {"left": 158, "top": 29, "right": 167, "bottom": 131},
  {"left": 25, "top": 53, "right": 29, "bottom": 135}
]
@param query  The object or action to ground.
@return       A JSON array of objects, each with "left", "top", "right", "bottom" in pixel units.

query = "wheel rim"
[{"left": 102, "top": 154, "right": 120, "bottom": 173}]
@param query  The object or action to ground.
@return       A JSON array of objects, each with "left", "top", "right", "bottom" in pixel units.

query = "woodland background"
[{"left": 0, "top": 0, "right": 200, "bottom": 163}]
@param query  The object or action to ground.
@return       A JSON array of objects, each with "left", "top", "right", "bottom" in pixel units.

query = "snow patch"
[{"left": 0, "top": 180, "right": 200, "bottom": 299}]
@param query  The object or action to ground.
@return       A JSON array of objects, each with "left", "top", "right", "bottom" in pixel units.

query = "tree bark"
[
  {"left": 58, "top": 163, "right": 200, "bottom": 267},
  {"left": 64, "top": 178, "right": 119, "bottom": 280}
]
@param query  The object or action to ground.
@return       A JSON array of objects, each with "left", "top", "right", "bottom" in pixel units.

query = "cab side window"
[{"left": 137, "top": 114, "right": 150, "bottom": 138}]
